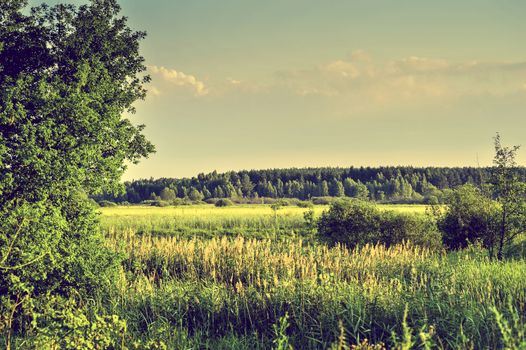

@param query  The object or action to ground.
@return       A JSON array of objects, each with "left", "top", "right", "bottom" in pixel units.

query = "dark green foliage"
[
  {"left": 311, "top": 197, "right": 339, "bottom": 205},
  {"left": 318, "top": 200, "right": 442, "bottom": 249},
  {"left": 215, "top": 198, "right": 234, "bottom": 207},
  {"left": 98, "top": 199, "right": 118, "bottom": 207},
  {"left": 188, "top": 187, "right": 205, "bottom": 201},
  {"left": 438, "top": 136, "right": 526, "bottom": 259},
  {"left": 0, "top": 0, "right": 153, "bottom": 342},
  {"left": 159, "top": 187, "right": 177, "bottom": 201},
  {"left": 24, "top": 296, "right": 127, "bottom": 349},
  {"left": 438, "top": 184, "right": 499, "bottom": 251},
  {"left": 100, "top": 166, "right": 526, "bottom": 204},
  {"left": 149, "top": 200, "right": 171, "bottom": 207},
  {"left": 296, "top": 201, "right": 314, "bottom": 208}
]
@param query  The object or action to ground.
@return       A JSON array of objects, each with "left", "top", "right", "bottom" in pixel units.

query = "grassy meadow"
[
  {"left": 100, "top": 204, "right": 429, "bottom": 239},
  {"left": 96, "top": 203, "right": 526, "bottom": 349}
]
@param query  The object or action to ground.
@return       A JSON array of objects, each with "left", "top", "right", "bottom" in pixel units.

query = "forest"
[{"left": 99, "top": 166, "right": 526, "bottom": 204}]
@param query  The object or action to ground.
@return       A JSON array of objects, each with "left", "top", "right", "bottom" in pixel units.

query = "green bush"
[
  {"left": 318, "top": 200, "right": 442, "bottom": 249},
  {"left": 98, "top": 200, "right": 117, "bottom": 207},
  {"left": 142, "top": 200, "right": 171, "bottom": 207},
  {"left": 312, "top": 197, "right": 338, "bottom": 205},
  {"left": 0, "top": 196, "right": 121, "bottom": 339},
  {"left": 438, "top": 184, "right": 500, "bottom": 251},
  {"left": 215, "top": 198, "right": 234, "bottom": 207},
  {"left": 26, "top": 296, "right": 127, "bottom": 350},
  {"left": 297, "top": 201, "right": 314, "bottom": 208},
  {"left": 205, "top": 198, "right": 220, "bottom": 204}
]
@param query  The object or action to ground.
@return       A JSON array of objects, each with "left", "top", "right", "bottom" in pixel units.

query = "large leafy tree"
[{"left": 0, "top": 0, "right": 154, "bottom": 332}]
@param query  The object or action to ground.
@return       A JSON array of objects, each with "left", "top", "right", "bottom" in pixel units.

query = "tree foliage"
[{"left": 0, "top": 0, "right": 153, "bottom": 338}]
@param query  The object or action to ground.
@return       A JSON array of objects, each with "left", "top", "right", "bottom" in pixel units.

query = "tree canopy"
[{"left": 0, "top": 0, "right": 154, "bottom": 338}]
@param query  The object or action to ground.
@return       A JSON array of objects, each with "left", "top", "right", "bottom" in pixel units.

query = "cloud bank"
[{"left": 276, "top": 51, "right": 526, "bottom": 105}]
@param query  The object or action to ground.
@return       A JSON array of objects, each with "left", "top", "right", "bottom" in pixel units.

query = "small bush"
[
  {"left": 318, "top": 200, "right": 442, "bottom": 249},
  {"left": 262, "top": 197, "right": 278, "bottom": 204},
  {"left": 215, "top": 199, "right": 234, "bottom": 207},
  {"left": 98, "top": 200, "right": 117, "bottom": 207},
  {"left": 438, "top": 184, "right": 499, "bottom": 251},
  {"left": 297, "top": 201, "right": 314, "bottom": 208},
  {"left": 312, "top": 197, "right": 338, "bottom": 205},
  {"left": 142, "top": 200, "right": 170, "bottom": 207}
]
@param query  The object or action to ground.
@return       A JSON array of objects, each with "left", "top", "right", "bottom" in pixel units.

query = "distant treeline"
[{"left": 97, "top": 167, "right": 526, "bottom": 204}]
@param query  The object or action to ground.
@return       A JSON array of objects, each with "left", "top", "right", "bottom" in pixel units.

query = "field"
[
  {"left": 100, "top": 204, "right": 430, "bottom": 239},
  {"left": 98, "top": 204, "right": 526, "bottom": 349}
]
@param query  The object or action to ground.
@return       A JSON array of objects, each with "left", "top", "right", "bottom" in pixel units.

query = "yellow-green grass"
[
  {"left": 109, "top": 230, "right": 526, "bottom": 349},
  {"left": 100, "top": 203, "right": 429, "bottom": 218},
  {"left": 96, "top": 204, "right": 525, "bottom": 348},
  {"left": 99, "top": 203, "right": 431, "bottom": 239}
]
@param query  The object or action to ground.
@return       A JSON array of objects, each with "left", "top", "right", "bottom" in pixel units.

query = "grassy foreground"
[{"left": 95, "top": 204, "right": 526, "bottom": 349}]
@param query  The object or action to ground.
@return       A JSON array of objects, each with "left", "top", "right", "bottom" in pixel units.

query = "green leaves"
[{"left": 0, "top": 0, "right": 153, "bottom": 341}]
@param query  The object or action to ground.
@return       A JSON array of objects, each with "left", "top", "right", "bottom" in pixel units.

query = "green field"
[
  {"left": 95, "top": 203, "right": 526, "bottom": 349},
  {"left": 100, "top": 204, "right": 430, "bottom": 239}
]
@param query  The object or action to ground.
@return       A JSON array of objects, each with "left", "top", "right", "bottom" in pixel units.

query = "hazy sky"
[{"left": 34, "top": 1, "right": 526, "bottom": 179}]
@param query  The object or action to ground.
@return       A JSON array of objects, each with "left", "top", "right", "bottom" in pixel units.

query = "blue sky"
[{"left": 32, "top": 1, "right": 526, "bottom": 178}]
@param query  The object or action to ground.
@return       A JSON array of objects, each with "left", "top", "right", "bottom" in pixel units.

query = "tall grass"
[{"left": 105, "top": 229, "right": 526, "bottom": 349}]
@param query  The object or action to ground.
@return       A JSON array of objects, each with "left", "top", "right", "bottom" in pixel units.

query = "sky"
[{"left": 33, "top": 0, "right": 526, "bottom": 179}]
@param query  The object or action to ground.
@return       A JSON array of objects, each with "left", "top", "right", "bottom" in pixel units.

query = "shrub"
[
  {"left": 205, "top": 198, "right": 220, "bottom": 205},
  {"left": 297, "top": 201, "right": 314, "bottom": 208},
  {"left": 141, "top": 200, "right": 170, "bottom": 207},
  {"left": 27, "top": 296, "right": 127, "bottom": 350},
  {"left": 438, "top": 184, "right": 500, "bottom": 252},
  {"left": 262, "top": 197, "right": 278, "bottom": 204},
  {"left": 98, "top": 200, "right": 117, "bottom": 207},
  {"left": 215, "top": 199, "right": 234, "bottom": 207},
  {"left": 312, "top": 197, "right": 337, "bottom": 205},
  {"left": 380, "top": 211, "right": 442, "bottom": 250},
  {"left": 318, "top": 200, "right": 442, "bottom": 249},
  {"left": 0, "top": 196, "right": 121, "bottom": 339}
]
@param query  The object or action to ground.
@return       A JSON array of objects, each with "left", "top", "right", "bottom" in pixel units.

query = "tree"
[
  {"left": 319, "top": 180, "right": 329, "bottom": 197},
  {"left": 213, "top": 186, "right": 225, "bottom": 198},
  {"left": 160, "top": 187, "right": 176, "bottom": 201},
  {"left": 491, "top": 134, "right": 526, "bottom": 259},
  {"left": 240, "top": 174, "right": 254, "bottom": 196},
  {"left": 344, "top": 178, "right": 369, "bottom": 199},
  {"left": 0, "top": 0, "right": 153, "bottom": 335},
  {"left": 188, "top": 187, "right": 204, "bottom": 201},
  {"left": 329, "top": 179, "right": 345, "bottom": 197}
]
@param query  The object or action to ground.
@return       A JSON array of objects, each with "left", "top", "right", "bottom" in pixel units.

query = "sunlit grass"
[
  {"left": 99, "top": 203, "right": 431, "bottom": 239},
  {"left": 108, "top": 230, "right": 526, "bottom": 349}
]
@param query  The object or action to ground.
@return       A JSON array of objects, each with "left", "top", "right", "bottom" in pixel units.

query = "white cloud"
[
  {"left": 148, "top": 65, "right": 209, "bottom": 96},
  {"left": 276, "top": 51, "right": 526, "bottom": 105}
]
